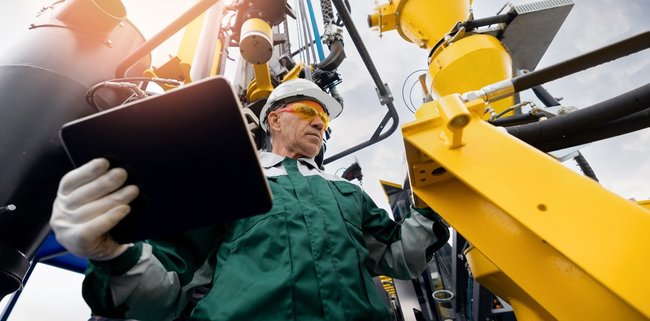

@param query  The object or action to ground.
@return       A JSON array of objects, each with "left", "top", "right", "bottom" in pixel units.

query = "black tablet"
[{"left": 60, "top": 76, "right": 272, "bottom": 243}]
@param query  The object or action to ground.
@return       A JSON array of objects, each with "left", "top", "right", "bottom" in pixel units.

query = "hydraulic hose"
[
  {"left": 533, "top": 107, "right": 650, "bottom": 152},
  {"left": 511, "top": 31, "right": 650, "bottom": 92},
  {"left": 318, "top": 39, "right": 346, "bottom": 71},
  {"left": 531, "top": 85, "right": 599, "bottom": 180},
  {"left": 460, "top": 13, "right": 515, "bottom": 31},
  {"left": 532, "top": 85, "right": 560, "bottom": 107},
  {"left": 490, "top": 113, "right": 543, "bottom": 126},
  {"left": 506, "top": 83, "right": 650, "bottom": 146}
]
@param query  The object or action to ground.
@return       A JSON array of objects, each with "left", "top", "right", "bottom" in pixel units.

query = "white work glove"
[{"left": 50, "top": 158, "right": 139, "bottom": 261}]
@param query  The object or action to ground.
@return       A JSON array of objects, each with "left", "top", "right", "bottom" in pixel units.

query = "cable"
[
  {"left": 401, "top": 69, "right": 427, "bottom": 114},
  {"left": 408, "top": 78, "right": 420, "bottom": 114},
  {"left": 86, "top": 77, "right": 183, "bottom": 111},
  {"left": 491, "top": 101, "right": 532, "bottom": 121},
  {"left": 532, "top": 85, "right": 560, "bottom": 107}
]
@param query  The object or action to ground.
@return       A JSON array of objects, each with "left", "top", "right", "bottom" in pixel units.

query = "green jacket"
[{"left": 83, "top": 152, "right": 448, "bottom": 321}]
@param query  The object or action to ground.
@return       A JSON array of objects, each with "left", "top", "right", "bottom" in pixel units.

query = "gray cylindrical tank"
[{"left": 0, "top": 0, "right": 150, "bottom": 298}]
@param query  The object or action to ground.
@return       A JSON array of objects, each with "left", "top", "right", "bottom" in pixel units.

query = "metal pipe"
[
  {"left": 324, "top": 0, "right": 401, "bottom": 164},
  {"left": 306, "top": 0, "right": 326, "bottom": 61},
  {"left": 324, "top": 107, "right": 399, "bottom": 164},
  {"left": 512, "top": 31, "right": 650, "bottom": 92},
  {"left": 297, "top": 0, "right": 316, "bottom": 65},
  {"left": 190, "top": 2, "right": 225, "bottom": 81},
  {"left": 331, "top": 0, "right": 388, "bottom": 96},
  {"left": 115, "top": 0, "right": 221, "bottom": 78}
]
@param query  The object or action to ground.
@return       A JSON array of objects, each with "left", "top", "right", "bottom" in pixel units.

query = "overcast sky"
[{"left": 1, "top": 0, "right": 649, "bottom": 320}]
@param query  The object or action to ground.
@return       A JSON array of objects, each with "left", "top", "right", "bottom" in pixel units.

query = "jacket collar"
[{"left": 259, "top": 151, "right": 320, "bottom": 170}]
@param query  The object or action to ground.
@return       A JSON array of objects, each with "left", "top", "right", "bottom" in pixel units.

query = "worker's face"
[{"left": 268, "top": 100, "right": 327, "bottom": 158}]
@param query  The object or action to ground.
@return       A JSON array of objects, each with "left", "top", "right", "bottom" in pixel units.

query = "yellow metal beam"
[
  {"left": 402, "top": 95, "right": 650, "bottom": 320},
  {"left": 246, "top": 63, "right": 274, "bottom": 102}
]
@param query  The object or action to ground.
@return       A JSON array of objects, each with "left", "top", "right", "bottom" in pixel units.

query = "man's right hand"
[{"left": 50, "top": 158, "right": 139, "bottom": 261}]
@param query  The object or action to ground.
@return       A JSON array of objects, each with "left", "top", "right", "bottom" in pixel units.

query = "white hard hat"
[{"left": 259, "top": 78, "right": 343, "bottom": 132}]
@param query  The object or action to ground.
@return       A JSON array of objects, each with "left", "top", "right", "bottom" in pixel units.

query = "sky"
[{"left": 0, "top": 0, "right": 649, "bottom": 320}]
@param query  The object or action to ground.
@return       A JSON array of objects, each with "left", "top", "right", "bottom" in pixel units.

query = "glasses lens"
[{"left": 293, "top": 104, "right": 329, "bottom": 128}]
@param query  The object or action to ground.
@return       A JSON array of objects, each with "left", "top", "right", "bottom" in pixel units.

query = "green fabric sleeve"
[
  {"left": 358, "top": 187, "right": 450, "bottom": 279},
  {"left": 82, "top": 243, "right": 144, "bottom": 319},
  {"left": 82, "top": 225, "right": 223, "bottom": 320}
]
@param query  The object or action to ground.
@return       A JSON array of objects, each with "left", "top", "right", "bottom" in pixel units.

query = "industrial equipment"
[{"left": 0, "top": 0, "right": 649, "bottom": 320}]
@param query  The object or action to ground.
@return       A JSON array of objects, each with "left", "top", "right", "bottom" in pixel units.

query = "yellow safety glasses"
[{"left": 276, "top": 102, "right": 329, "bottom": 130}]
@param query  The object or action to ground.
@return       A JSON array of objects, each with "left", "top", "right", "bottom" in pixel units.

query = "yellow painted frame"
[{"left": 402, "top": 95, "right": 650, "bottom": 320}]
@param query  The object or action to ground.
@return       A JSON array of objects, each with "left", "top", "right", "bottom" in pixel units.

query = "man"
[{"left": 50, "top": 78, "right": 449, "bottom": 321}]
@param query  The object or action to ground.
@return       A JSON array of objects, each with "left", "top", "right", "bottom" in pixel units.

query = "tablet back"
[{"left": 60, "top": 76, "right": 272, "bottom": 243}]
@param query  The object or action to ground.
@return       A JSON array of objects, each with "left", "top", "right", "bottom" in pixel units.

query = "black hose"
[
  {"left": 317, "top": 39, "right": 346, "bottom": 71},
  {"left": 511, "top": 31, "right": 650, "bottom": 92},
  {"left": 506, "top": 83, "right": 650, "bottom": 145},
  {"left": 460, "top": 13, "right": 514, "bottom": 31},
  {"left": 490, "top": 113, "right": 543, "bottom": 126},
  {"left": 532, "top": 85, "right": 560, "bottom": 107},
  {"left": 574, "top": 152, "right": 599, "bottom": 182},
  {"left": 533, "top": 107, "right": 650, "bottom": 152},
  {"left": 530, "top": 85, "right": 599, "bottom": 181}
]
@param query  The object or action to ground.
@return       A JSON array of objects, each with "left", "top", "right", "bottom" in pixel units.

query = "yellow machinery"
[
  {"left": 403, "top": 94, "right": 650, "bottom": 320},
  {"left": 369, "top": 0, "right": 515, "bottom": 118},
  {"left": 371, "top": 0, "right": 650, "bottom": 320},
  {"left": 240, "top": 17, "right": 275, "bottom": 101}
]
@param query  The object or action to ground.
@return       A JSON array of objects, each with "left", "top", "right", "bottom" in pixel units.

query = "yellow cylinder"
[
  {"left": 240, "top": 18, "right": 273, "bottom": 65},
  {"left": 369, "top": 0, "right": 471, "bottom": 49},
  {"left": 428, "top": 34, "right": 514, "bottom": 117}
]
